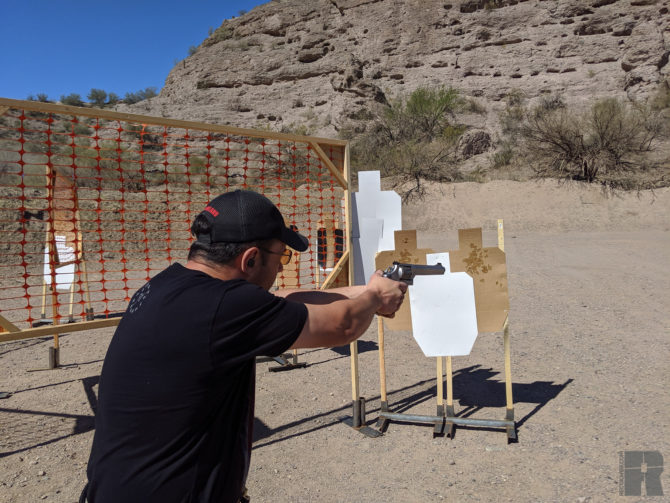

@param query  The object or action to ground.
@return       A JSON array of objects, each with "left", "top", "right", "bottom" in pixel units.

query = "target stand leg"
[
  {"left": 444, "top": 404, "right": 456, "bottom": 439},
  {"left": 341, "top": 397, "right": 382, "bottom": 438},
  {"left": 48, "top": 346, "right": 60, "bottom": 369},
  {"left": 262, "top": 353, "right": 308, "bottom": 372},
  {"left": 434, "top": 404, "right": 445, "bottom": 437},
  {"left": 505, "top": 407, "right": 517, "bottom": 443},
  {"left": 376, "top": 400, "right": 390, "bottom": 432}
]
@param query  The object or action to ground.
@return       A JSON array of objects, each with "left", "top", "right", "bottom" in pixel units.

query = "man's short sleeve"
[{"left": 209, "top": 281, "right": 307, "bottom": 372}]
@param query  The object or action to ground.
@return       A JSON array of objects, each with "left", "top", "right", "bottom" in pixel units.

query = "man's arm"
[
  {"left": 274, "top": 284, "right": 366, "bottom": 303},
  {"left": 280, "top": 272, "right": 407, "bottom": 350}
]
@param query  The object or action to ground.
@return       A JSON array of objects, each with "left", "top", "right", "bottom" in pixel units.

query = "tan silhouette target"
[{"left": 448, "top": 228, "right": 509, "bottom": 333}]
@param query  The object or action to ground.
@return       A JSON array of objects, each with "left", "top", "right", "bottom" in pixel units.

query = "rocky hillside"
[{"left": 120, "top": 0, "right": 669, "bottom": 141}]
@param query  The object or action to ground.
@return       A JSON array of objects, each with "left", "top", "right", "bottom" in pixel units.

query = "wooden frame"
[{"left": 0, "top": 98, "right": 352, "bottom": 345}]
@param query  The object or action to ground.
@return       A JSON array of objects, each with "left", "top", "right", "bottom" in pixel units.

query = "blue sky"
[{"left": 0, "top": 1, "right": 268, "bottom": 101}]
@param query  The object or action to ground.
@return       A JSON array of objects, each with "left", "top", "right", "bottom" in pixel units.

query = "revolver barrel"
[{"left": 382, "top": 261, "right": 446, "bottom": 285}]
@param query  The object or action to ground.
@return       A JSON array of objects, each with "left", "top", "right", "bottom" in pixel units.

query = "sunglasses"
[{"left": 258, "top": 246, "right": 293, "bottom": 265}]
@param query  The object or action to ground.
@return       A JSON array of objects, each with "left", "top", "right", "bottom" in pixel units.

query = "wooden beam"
[
  {"left": 319, "top": 250, "right": 349, "bottom": 290},
  {"left": 0, "top": 318, "right": 121, "bottom": 344},
  {"left": 0, "top": 97, "right": 348, "bottom": 147},
  {"left": 0, "top": 315, "right": 20, "bottom": 333},
  {"left": 310, "top": 141, "right": 348, "bottom": 189}
]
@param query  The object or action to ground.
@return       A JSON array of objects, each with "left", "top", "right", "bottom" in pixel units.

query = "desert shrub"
[
  {"left": 519, "top": 97, "right": 665, "bottom": 184},
  {"left": 492, "top": 146, "right": 514, "bottom": 168},
  {"left": 203, "top": 23, "right": 236, "bottom": 47},
  {"left": 498, "top": 89, "right": 527, "bottom": 141},
  {"left": 123, "top": 87, "right": 158, "bottom": 105},
  {"left": 73, "top": 123, "right": 93, "bottom": 136},
  {"left": 346, "top": 86, "right": 465, "bottom": 201},
  {"left": 107, "top": 93, "right": 120, "bottom": 106},
  {"left": 27, "top": 93, "right": 50, "bottom": 102},
  {"left": 60, "top": 93, "right": 85, "bottom": 107}
]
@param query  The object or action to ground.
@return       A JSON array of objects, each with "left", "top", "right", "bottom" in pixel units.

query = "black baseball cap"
[{"left": 194, "top": 190, "right": 309, "bottom": 252}]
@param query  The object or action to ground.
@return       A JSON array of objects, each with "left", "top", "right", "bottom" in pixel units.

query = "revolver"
[{"left": 382, "top": 261, "right": 446, "bottom": 285}]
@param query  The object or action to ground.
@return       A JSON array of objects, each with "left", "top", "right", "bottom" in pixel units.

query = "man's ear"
[{"left": 240, "top": 247, "right": 258, "bottom": 273}]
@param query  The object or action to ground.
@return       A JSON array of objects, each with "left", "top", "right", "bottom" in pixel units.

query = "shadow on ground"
[{"left": 253, "top": 365, "right": 572, "bottom": 446}]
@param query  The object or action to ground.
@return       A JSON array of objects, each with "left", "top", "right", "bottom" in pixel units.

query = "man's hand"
[{"left": 366, "top": 270, "right": 408, "bottom": 317}]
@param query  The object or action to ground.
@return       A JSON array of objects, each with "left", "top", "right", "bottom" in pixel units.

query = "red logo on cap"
[{"left": 204, "top": 205, "right": 219, "bottom": 217}]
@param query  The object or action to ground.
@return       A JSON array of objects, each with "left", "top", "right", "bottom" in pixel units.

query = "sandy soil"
[{"left": 1, "top": 180, "right": 668, "bottom": 502}]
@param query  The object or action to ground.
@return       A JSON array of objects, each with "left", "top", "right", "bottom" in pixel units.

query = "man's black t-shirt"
[{"left": 86, "top": 264, "right": 307, "bottom": 503}]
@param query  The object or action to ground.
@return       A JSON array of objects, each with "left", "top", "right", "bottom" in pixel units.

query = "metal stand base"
[
  {"left": 340, "top": 398, "right": 382, "bottom": 438},
  {"left": 444, "top": 407, "right": 518, "bottom": 443},
  {"left": 32, "top": 317, "right": 53, "bottom": 328},
  {"left": 48, "top": 346, "right": 60, "bottom": 369},
  {"left": 32, "top": 317, "right": 78, "bottom": 327},
  {"left": 444, "top": 404, "right": 456, "bottom": 438},
  {"left": 376, "top": 401, "right": 445, "bottom": 437},
  {"left": 268, "top": 355, "right": 307, "bottom": 372},
  {"left": 27, "top": 346, "right": 63, "bottom": 372},
  {"left": 256, "top": 353, "right": 308, "bottom": 372}
]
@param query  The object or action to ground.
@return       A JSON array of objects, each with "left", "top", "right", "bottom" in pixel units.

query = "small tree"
[
  {"left": 124, "top": 87, "right": 158, "bottom": 104},
  {"left": 60, "top": 93, "right": 85, "bottom": 107},
  {"left": 348, "top": 86, "right": 465, "bottom": 201},
  {"left": 88, "top": 88, "right": 108, "bottom": 108},
  {"left": 107, "top": 92, "right": 120, "bottom": 106}
]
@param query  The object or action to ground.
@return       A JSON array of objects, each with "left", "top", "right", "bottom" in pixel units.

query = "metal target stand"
[
  {"left": 441, "top": 318, "right": 517, "bottom": 443},
  {"left": 366, "top": 220, "right": 518, "bottom": 442}
]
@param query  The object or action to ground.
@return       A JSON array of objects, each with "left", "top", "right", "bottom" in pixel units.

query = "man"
[{"left": 83, "top": 189, "right": 406, "bottom": 502}]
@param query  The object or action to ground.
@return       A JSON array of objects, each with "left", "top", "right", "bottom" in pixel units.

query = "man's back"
[{"left": 85, "top": 264, "right": 306, "bottom": 502}]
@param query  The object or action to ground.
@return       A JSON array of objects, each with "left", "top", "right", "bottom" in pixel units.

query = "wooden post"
[
  {"left": 503, "top": 318, "right": 513, "bottom": 411},
  {"left": 445, "top": 356, "right": 455, "bottom": 437},
  {"left": 436, "top": 357, "right": 443, "bottom": 407},
  {"left": 44, "top": 164, "right": 61, "bottom": 354},
  {"left": 73, "top": 193, "right": 93, "bottom": 319},
  {"left": 446, "top": 356, "right": 453, "bottom": 407},
  {"left": 342, "top": 144, "right": 362, "bottom": 426},
  {"left": 378, "top": 317, "right": 387, "bottom": 403},
  {"left": 497, "top": 219, "right": 515, "bottom": 437},
  {"left": 497, "top": 219, "right": 505, "bottom": 252}
]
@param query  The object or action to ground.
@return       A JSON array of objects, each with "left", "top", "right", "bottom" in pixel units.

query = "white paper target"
[
  {"left": 352, "top": 218, "right": 384, "bottom": 285},
  {"left": 351, "top": 171, "right": 401, "bottom": 285},
  {"left": 43, "top": 236, "right": 75, "bottom": 292},
  {"left": 408, "top": 252, "right": 479, "bottom": 356}
]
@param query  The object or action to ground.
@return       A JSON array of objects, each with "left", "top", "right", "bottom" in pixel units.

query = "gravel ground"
[{"left": 1, "top": 180, "right": 668, "bottom": 502}]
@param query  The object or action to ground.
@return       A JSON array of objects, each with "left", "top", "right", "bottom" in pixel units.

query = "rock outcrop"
[{"left": 119, "top": 0, "right": 669, "bottom": 139}]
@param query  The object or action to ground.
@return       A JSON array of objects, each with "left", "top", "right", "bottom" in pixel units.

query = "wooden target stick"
[{"left": 378, "top": 316, "right": 387, "bottom": 403}]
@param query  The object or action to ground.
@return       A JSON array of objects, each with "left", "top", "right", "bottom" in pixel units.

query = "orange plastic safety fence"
[{"left": 0, "top": 104, "right": 347, "bottom": 329}]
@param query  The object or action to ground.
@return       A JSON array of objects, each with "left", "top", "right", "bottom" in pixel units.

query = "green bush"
[
  {"left": 124, "top": 87, "right": 158, "bottom": 104},
  {"left": 87, "top": 88, "right": 108, "bottom": 108},
  {"left": 107, "top": 92, "right": 120, "bottom": 106},
  {"left": 60, "top": 93, "right": 85, "bottom": 107},
  {"left": 347, "top": 86, "right": 465, "bottom": 201},
  {"left": 492, "top": 147, "right": 514, "bottom": 168},
  {"left": 27, "top": 93, "right": 50, "bottom": 102}
]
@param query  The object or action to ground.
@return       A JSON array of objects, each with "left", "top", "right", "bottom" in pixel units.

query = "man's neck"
[{"left": 185, "top": 258, "right": 244, "bottom": 282}]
